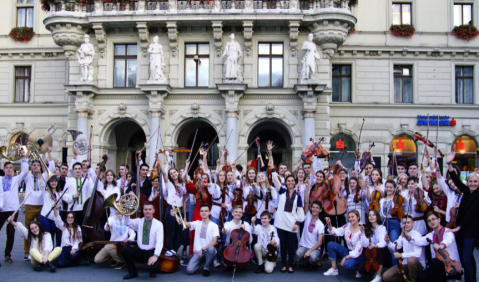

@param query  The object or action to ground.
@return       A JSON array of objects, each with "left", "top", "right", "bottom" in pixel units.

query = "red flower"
[
  {"left": 452, "top": 24, "right": 478, "bottom": 41},
  {"left": 9, "top": 27, "right": 35, "bottom": 42},
  {"left": 390, "top": 24, "right": 415, "bottom": 38}
]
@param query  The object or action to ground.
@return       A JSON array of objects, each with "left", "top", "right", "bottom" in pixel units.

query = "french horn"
[
  {"left": 103, "top": 193, "right": 139, "bottom": 216},
  {"left": 69, "top": 130, "right": 90, "bottom": 156},
  {"left": 0, "top": 143, "right": 24, "bottom": 162}
]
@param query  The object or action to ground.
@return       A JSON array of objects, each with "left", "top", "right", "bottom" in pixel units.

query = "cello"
[
  {"left": 322, "top": 155, "right": 347, "bottom": 216},
  {"left": 82, "top": 155, "right": 109, "bottom": 256},
  {"left": 223, "top": 226, "right": 251, "bottom": 279}
]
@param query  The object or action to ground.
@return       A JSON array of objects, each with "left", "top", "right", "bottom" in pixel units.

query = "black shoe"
[
  {"left": 24, "top": 255, "right": 30, "bottom": 261},
  {"left": 288, "top": 267, "right": 294, "bottom": 274},
  {"left": 203, "top": 269, "right": 210, "bottom": 277},
  {"left": 33, "top": 264, "right": 42, "bottom": 271},
  {"left": 80, "top": 258, "right": 90, "bottom": 266},
  {"left": 123, "top": 272, "right": 138, "bottom": 280},
  {"left": 150, "top": 272, "right": 157, "bottom": 278},
  {"left": 110, "top": 261, "right": 117, "bottom": 267},
  {"left": 304, "top": 263, "right": 311, "bottom": 271},
  {"left": 280, "top": 267, "right": 287, "bottom": 273},
  {"left": 223, "top": 266, "right": 233, "bottom": 272},
  {"left": 255, "top": 264, "right": 265, "bottom": 273},
  {"left": 46, "top": 261, "right": 56, "bottom": 273}
]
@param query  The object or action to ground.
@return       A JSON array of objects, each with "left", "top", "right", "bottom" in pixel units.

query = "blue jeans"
[
  {"left": 462, "top": 237, "right": 477, "bottom": 282},
  {"left": 186, "top": 246, "right": 216, "bottom": 274},
  {"left": 58, "top": 246, "right": 82, "bottom": 267},
  {"left": 40, "top": 216, "right": 61, "bottom": 247},
  {"left": 386, "top": 218, "right": 401, "bottom": 266},
  {"left": 187, "top": 203, "right": 195, "bottom": 222},
  {"left": 327, "top": 242, "right": 366, "bottom": 271}
]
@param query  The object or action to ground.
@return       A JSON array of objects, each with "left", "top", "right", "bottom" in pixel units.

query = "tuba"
[
  {"left": 28, "top": 125, "right": 56, "bottom": 154},
  {"left": 0, "top": 143, "right": 24, "bottom": 162},
  {"left": 103, "top": 193, "right": 139, "bottom": 216},
  {"left": 26, "top": 143, "right": 56, "bottom": 199}
]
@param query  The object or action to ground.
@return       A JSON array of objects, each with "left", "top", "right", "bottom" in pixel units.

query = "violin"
[
  {"left": 217, "top": 184, "right": 227, "bottom": 262},
  {"left": 193, "top": 143, "right": 208, "bottom": 184},
  {"left": 232, "top": 185, "right": 243, "bottom": 207},
  {"left": 131, "top": 153, "right": 148, "bottom": 219},
  {"left": 414, "top": 188, "right": 428, "bottom": 213},
  {"left": 300, "top": 137, "right": 327, "bottom": 163},
  {"left": 244, "top": 189, "right": 257, "bottom": 216},
  {"left": 246, "top": 137, "right": 261, "bottom": 171},
  {"left": 390, "top": 190, "right": 405, "bottom": 219},
  {"left": 151, "top": 149, "right": 166, "bottom": 180},
  {"left": 360, "top": 142, "right": 375, "bottom": 171},
  {"left": 221, "top": 148, "right": 232, "bottom": 172},
  {"left": 426, "top": 238, "right": 462, "bottom": 278},
  {"left": 414, "top": 132, "right": 445, "bottom": 158},
  {"left": 364, "top": 238, "right": 379, "bottom": 272},
  {"left": 353, "top": 180, "right": 361, "bottom": 203},
  {"left": 195, "top": 180, "right": 209, "bottom": 202},
  {"left": 223, "top": 227, "right": 251, "bottom": 270},
  {"left": 446, "top": 194, "right": 461, "bottom": 229},
  {"left": 395, "top": 242, "right": 408, "bottom": 282},
  {"left": 369, "top": 189, "right": 381, "bottom": 211},
  {"left": 266, "top": 231, "right": 278, "bottom": 263},
  {"left": 322, "top": 156, "right": 347, "bottom": 216}
]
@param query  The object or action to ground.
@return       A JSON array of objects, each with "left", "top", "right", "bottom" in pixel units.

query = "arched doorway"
[
  {"left": 452, "top": 135, "right": 477, "bottom": 173},
  {"left": 105, "top": 119, "right": 146, "bottom": 174},
  {"left": 176, "top": 119, "right": 219, "bottom": 178},
  {"left": 388, "top": 135, "right": 417, "bottom": 176},
  {"left": 330, "top": 134, "right": 356, "bottom": 169},
  {"left": 247, "top": 120, "right": 292, "bottom": 170}
]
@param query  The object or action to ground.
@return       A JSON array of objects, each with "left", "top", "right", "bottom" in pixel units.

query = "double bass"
[{"left": 82, "top": 155, "right": 109, "bottom": 256}]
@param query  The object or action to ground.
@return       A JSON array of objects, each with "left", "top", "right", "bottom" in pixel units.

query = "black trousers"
[
  {"left": 121, "top": 246, "right": 160, "bottom": 274},
  {"left": 277, "top": 228, "right": 297, "bottom": 268},
  {"left": 0, "top": 211, "right": 18, "bottom": 257},
  {"left": 418, "top": 258, "right": 446, "bottom": 282}
]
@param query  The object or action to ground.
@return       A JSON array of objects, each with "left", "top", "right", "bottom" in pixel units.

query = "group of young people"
[{"left": 0, "top": 139, "right": 477, "bottom": 282}]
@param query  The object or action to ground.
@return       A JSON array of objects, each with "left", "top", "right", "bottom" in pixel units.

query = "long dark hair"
[
  {"left": 295, "top": 168, "right": 307, "bottom": 183},
  {"left": 27, "top": 221, "right": 46, "bottom": 252},
  {"left": 365, "top": 209, "right": 383, "bottom": 238},
  {"left": 312, "top": 170, "right": 326, "bottom": 192},
  {"left": 63, "top": 212, "right": 80, "bottom": 241},
  {"left": 339, "top": 168, "right": 350, "bottom": 197},
  {"left": 47, "top": 176, "right": 59, "bottom": 200},
  {"left": 103, "top": 170, "right": 117, "bottom": 187},
  {"left": 168, "top": 168, "right": 184, "bottom": 185}
]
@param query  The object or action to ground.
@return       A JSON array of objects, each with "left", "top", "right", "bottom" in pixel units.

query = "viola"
[
  {"left": 426, "top": 238, "right": 462, "bottom": 278},
  {"left": 223, "top": 227, "right": 251, "bottom": 270},
  {"left": 369, "top": 189, "right": 381, "bottom": 211},
  {"left": 360, "top": 142, "right": 375, "bottom": 171},
  {"left": 413, "top": 132, "right": 445, "bottom": 158},
  {"left": 395, "top": 242, "right": 408, "bottom": 282},
  {"left": 390, "top": 191, "right": 405, "bottom": 219},
  {"left": 446, "top": 194, "right": 461, "bottom": 229},
  {"left": 266, "top": 231, "right": 278, "bottom": 263},
  {"left": 81, "top": 155, "right": 109, "bottom": 256},
  {"left": 364, "top": 238, "right": 379, "bottom": 272},
  {"left": 300, "top": 137, "right": 327, "bottom": 164},
  {"left": 414, "top": 188, "right": 428, "bottom": 213}
]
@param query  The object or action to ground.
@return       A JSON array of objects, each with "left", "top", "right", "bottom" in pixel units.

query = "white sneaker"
[
  {"left": 370, "top": 275, "right": 382, "bottom": 282},
  {"left": 323, "top": 268, "right": 339, "bottom": 276},
  {"left": 213, "top": 259, "right": 221, "bottom": 268},
  {"left": 356, "top": 271, "right": 362, "bottom": 278}
]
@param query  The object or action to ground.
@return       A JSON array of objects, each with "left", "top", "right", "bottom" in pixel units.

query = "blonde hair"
[
  {"left": 466, "top": 172, "right": 479, "bottom": 183},
  {"left": 257, "top": 172, "right": 272, "bottom": 190}
]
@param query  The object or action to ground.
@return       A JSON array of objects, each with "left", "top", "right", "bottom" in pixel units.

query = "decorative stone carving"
[
  {"left": 47, "top": 23, "right": 89, "bottom": 60},
  {"left": 308, "top": 14, "right": 356, "bottom": 58},
  {"left": 266, "top": 104, "right": 274, "bottom": 117},
  {"left": 242, "top": 21, "right": 254, "bottom": 57},
  {"left": 77, "top": 34, "right": 95, "bottom": 82},
  {"left": 212, "top": 21, "right": 223, "bottom": 57},
  {"left": 147, "top": 36, "right": 167, "bottom": 84},
  {"left": 294, "top": 84, "right": 326, "bottom": 117},
  {"left": 218, "top": 84, "right": 247, "bottom": 119},
  {"left": 221, "top": 34, "right": 243, "bottom": 83},
  {"left": 167, "top": 21, "right": 178, "bottom": 57},
  {"left": 92, "top": 23, "right": 106, "bottom": 58},
  {"left": 118, "top": 103, "right": 127, "bottom": 116},
  {"left": 191, "top": 103, "right": 200, "bottom": 117},
  {"left": 300, "top": 33, "right": 321, "bottom": 84},
  {"left": 137, "top": 22, "right": 150, "bottom": 57},
  {"left": 289, "top": 21, "right": 300, "bottom": 57}
]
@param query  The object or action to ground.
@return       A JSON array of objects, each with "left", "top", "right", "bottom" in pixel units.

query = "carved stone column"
[
  {"left": 242, "top": 21, "right": 254, "bottom": 85},
  {"left": 217, "top": 84, "right": 247, "bottom": 161},
  {"left": 294, "top": 84, "right": 326, "bottom": 145},
  {"left": 212, "top": 21, "right": 223, "bottom": 85},
  {"left": 139, "top": 84, "right": 171, "bottom": 167}
]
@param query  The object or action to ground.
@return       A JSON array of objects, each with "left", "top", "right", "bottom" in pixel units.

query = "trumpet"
[
  {"left": 103, "top": 193, "right": 139, "bottom": 216},
  {"left": 172, "top": 200, "right": 187, "bottom": 230}
]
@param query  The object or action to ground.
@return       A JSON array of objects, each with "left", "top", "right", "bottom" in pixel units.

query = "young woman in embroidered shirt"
[
  {"left": 99, "top": 170, "right": 121, "bottom": 216},
  {"left": 404, "top": 177, "right": 431, "bottom": 235},
  {"left": 323, "top": 210, "right": 368, "bottom": 277},
  {"left": 8, "top": 217, "right": 60, "bottom": 272},
  {"left": 274, "top": 175, "right": 305, "bottom": 274},
  {"left": 40, "top": 176, "right": 63, "bottom": 247},
  {"left": 379, "top": 180, "right": 407, "bottom": 244},
  {"left": 357, "top": 209, "right": 392, "bottom": 282},
  {"left": 52, "top": 205, "right": 83, "bottom": 267},
  {"left": 307, "top": 170, "right": 326, "bottom": 215},
  {"left": 255, "top": 171, "right": 278, "bottom": 224},
  {"left": 243, "top": 166, "right": 258, "bottom": 222},
  {"left": 346, "top": 175, "right": 368, "bottom": 225}
]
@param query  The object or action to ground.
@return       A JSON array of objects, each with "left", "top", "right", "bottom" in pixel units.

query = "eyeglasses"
[{"left": 427, "top": 217, "right": 438, "bottom": 223}]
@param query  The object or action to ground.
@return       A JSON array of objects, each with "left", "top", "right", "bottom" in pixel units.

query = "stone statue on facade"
[
  {"left": 147, "top": 35, "right": 166, "bottom": 84},
  {"left": 221, "top": 33, "right": 243, "bottom": 83},
  {"left": 77, "top": 34, "right": 95, "bottom": 82},
  {"left": 300, "top": 33, "right": 321, "bottom": 84}
]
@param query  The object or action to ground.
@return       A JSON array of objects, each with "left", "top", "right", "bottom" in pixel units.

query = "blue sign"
[{"left": 417, "top": 115, "right": 455, "bottom": 126}]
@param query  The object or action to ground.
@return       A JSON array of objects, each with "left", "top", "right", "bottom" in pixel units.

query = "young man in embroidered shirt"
[
  {"left": 295, "top": 200, "right": 324, "bottom": 271},
  {"left": 173, "top": 203, "right": 218, "bottom": 277},
  {"left": 251, "top": 210, "right": 280, "bottom": 274}
]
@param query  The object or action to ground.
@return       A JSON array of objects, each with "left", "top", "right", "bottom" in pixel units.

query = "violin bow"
[
  {"left": 187, "top": 129, "right": 198, "bottom": 165},
  {"left": 234, "top": 139, "right": 257, "bottom": 163},
  {"left": 139, "top": 122, "right": 161, "bottom": 152},
  {"left": 434, "top": 116, "right": 439, "bottom": 161},
  {"left": 420, "top": 114, "right": 430, "bottom": 168},
  {"left": 205, "top": 122, "right": 226, "bottom": 154},
  {"left": 88, "top": 125, "right": 93, "bottom": 164},
  {"left": 358, "top": 118, "right": 365, "bottom": 151}
]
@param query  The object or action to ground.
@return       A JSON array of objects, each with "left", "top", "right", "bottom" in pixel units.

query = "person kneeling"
[
  {"left": 8, "top": 216, "right": 60, "bottom": 272},
  {"left": 295, "top": 200, "right": 324, "bottom": 271},
  {"left": 252, "top": 211, "right": 280, "bottom": 274},
  {"left": 173, "top": 204, "right": 218, "bottom": 277},
  {"left": 94, "top": 209, "right": 135, "bottom": 270}
]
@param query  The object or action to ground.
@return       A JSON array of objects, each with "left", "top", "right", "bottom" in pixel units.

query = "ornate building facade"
[{"left": 1, "top": 0, "right": 478, "bottom": 174}]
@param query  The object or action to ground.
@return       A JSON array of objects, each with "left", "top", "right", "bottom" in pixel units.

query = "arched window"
[
  {"left": 388, "top": 135, "right": 417, "bottom": 176},
  {"left": 452, "top": 135, "right": 477, "bottom": 172},
  {"left": 330, "top": 134, "right": 356, "bottom": 169}
]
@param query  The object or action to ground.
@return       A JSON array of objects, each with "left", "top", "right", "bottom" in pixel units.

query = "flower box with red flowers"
[
  {"left": 390, "top": 24, "right": 415, "bottom": 38},
  {"left": 452, "top": 24, "right": 479, "bottom": 41},
  {"left": 9, "top": 27, "right": 35, "bottom": 43}
]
